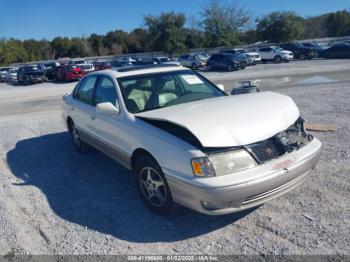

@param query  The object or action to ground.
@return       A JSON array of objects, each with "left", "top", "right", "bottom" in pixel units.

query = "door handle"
[{"left": 90, "top": 114, "right": 96, "bottom": 120}]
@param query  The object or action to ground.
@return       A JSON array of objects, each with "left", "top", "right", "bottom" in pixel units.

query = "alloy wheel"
[{"left": 139, "top": 167, "right": 167, "bottom": 207}]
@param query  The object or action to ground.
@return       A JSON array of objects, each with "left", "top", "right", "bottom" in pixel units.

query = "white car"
[
  {"left": 6, "top": 68, "right": 18, "bottom": 83},
  {"left": 178, "top": 54, "right": 207, "bottom": 70},
  {"left": 258, "top": 46, "right": 294, "bottom": 63},
  {"left": 77, "top": 63, "right": 95, "bottom": 75},
  {"left": 235, "top": 49, "right": 262, "bottom": 63},
  {"left": 61, "top": 65, "right": 321, "bottom": 215},
  {"left": 0, "top": 67, "right": 11, "bottom": 82}
]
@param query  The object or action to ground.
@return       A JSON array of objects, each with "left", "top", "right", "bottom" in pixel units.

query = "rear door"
[
  {"left": 259, "top": 48, "right": 272, "bottom": 60},
  {"left": 70, "top": 75, "right": 99, "bottom": 137}
]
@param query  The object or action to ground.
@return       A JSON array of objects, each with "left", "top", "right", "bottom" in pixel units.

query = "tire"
[
  {"left": 262, "top": 60, "right": 267, "bottom": 64},
  {"left": 135, "top": 154, "right": 175, "bottom": 215},
  {"left": 69, "top": 122, "right": 88, "bottom": 153},
  {"left": 240, "top": 62, "right": 247, "bottom": 69},
  {"left": 274, "top": 56, "right": 282, "bottom": 63},
  {"left": 207, "top": 64, "right": 212, "bottom": 71},
  {"left": 191, "top": 63, "right": 198, "bottom": 70}
]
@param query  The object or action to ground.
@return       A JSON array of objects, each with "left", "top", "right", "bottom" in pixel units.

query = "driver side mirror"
[
  {"left": 216, "top": 84, "right": 225, "bottom": 91},
  {"left": 96, "top": 101, "right": 119, "bottom": 116}
]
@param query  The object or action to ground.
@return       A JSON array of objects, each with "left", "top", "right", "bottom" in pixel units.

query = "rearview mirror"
[
  {"left": 96, "top": 102, "right": 119, "bottom": 116},
  {"left": 216, "top": 84, "right": 225, "bottom": 91}
]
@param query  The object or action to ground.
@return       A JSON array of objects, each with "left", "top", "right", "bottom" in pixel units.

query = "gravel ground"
[{"left": 0, "top": 60, "right": 349, "bottom": 255}]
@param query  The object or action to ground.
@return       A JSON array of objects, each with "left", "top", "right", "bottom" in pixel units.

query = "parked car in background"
[
  {"left": 17, "top": 65, "right": 46, "bottom": 84},
  {"left": 39, "top": 61, "right": 59, "bottom": 80},
  {"left": 94, "top": 62, "right": 113, "bottom": 71},
  {"left": 56, "top": 64, "right": 83, "bottom": 81},
  {"left": 6, "top": 68, "right": 18, "bottom": 83},
  {"left": 132, "top": 58, "right": 157, "bottom": 66},
  {"left": 280, "top": 43, "right": 316, "bottom": 60},
  {"left": 207, "top": 53, "right": 240, "bottom": 71},
  {"left": 110, "top": 60, "right": 128, "bottom": 68},
  {"left": 319, "top": 44, "right": 350, "bottom": 59},
  {"left": 302, "top": 42, "right": 324, "bottom": 56},
  {"left": 0, "top": 67, "right": 11, "bottom": 82},
  {"left": 258, "top": 46, "right": 294, "bottom": 63},
  {"left": 153, "top": 57, "right": 181, "bottom": 66},
  {"left": 71, "top": 60, "right": 86, "bottom": 65},
  {"left": 234, "top": 48, "right": 261, "bottom": 64},
  {"left": 78, "top": 63, "right": 95, "bottom": 76},
  {"left": 61, "top": 65, "right": 321, "bottom": 215},
  {"left": 219, "top": 49, "right": 252, "bottom": 68},
  {"left": 178, "top": 54, "right": 207, "bottom": 70}
]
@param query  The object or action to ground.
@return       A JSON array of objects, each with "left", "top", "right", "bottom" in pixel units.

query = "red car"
[{"left": 56, "top": 64, "right": 83, "bottom": 81}]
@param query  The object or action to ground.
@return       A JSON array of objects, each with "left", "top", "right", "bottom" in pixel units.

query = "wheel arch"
[
  {"left": 131, "top": 148, "right": 158, "bottom": 171},
  {"left": 66, "top": 116, "right": 74, "bottom": 132}
]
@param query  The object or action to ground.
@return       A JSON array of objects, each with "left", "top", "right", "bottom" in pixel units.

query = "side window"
[
  {"left": 75, "top": 75, "right": 98, "bottom": 105},
  {"left": 94, "top": 76, "right": 117, "bottom": 105}
]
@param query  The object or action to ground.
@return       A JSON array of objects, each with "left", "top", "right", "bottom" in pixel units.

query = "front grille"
[{"left": 246, "top": 137, "right": 286, "bottom": 164}]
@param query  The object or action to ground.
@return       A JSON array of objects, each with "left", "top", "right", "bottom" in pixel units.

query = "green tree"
[
  {"left": 256, "top": 11, "right": 304, "bottom": 43},
  {"left": 88, "top": 33, "right": 105, "bottom": 56},
  {"left": 127, "top": 28, "right": 148, "bottom": 53},
  {"left": 325, "top": 10, "right": 350, "bottom": 37},
  {"left": 303, "top": 14, "right": 330, "bottom": 39},
  {"left": 0, "top": 39, "right": 29, "bottom": 65},
  {"left": 144, "top": 12, "right": 186, "bottom": 56},
  {"left": 201, "top": 0, "right": 250, "bottom": 47}
]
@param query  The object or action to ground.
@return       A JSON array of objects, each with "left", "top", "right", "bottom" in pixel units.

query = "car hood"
[
  {"left": 281, "top": 50, "right": 293, "bottom": 55},
  {"left": 136, "top": 92, "right": 300, "bottom": 147}
]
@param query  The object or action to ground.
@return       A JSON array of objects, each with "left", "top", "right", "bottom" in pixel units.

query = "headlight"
[
  {"left": 191, "top": 150, "right": 257, "bottom": 177},
  {"left": 209, "top": 150, "right": 257, "bottom": 176}
]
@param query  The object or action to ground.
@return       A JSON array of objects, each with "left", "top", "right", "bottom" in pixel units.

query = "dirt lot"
[{"left": 0, "top": 60, "right": 349, "bottom": 255}]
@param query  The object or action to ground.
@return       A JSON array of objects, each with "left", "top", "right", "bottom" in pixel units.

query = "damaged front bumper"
[{"left": 164, "top": 138, "right": 321, "bottom": 215}]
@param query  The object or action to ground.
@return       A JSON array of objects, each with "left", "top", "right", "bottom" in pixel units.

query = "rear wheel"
[
  {"left": 135, "top": 155, "right": 174, "bottom": 215},
  {"left": 69, "top": 122, "right": 88, "bottom": 153}
]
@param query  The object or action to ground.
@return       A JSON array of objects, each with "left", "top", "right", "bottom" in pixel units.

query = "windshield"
[
  {"left": 272, "top": 47, "right": 283, "bottom": 51},
  {"left": 24, "top": 66, "right": 39, "bottom": 71},
  {"left": 118, "top": 70, "right": 226, "bottom": 114},
  {"left": 159, "top": 57, "right": 171, "bottom": 62}
]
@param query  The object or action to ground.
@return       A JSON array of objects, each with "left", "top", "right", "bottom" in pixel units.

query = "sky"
[{"left": 0, "top": 0, "right": 349, "bottom": 40}]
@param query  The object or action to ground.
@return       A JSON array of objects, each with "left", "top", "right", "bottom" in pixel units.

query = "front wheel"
[
  {"left": 135, "top": 155, "right": 174, "bottom": 215},
  {"left": 240, "top": 62, "right": 247, "bottom": 69},
  {"left": 274, "top": 56, "right": 282, "bottom": 63}
]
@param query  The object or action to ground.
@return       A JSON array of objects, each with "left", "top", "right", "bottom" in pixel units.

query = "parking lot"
[{"left": 0, "top": 60, "right": 349, "bottom": 255}]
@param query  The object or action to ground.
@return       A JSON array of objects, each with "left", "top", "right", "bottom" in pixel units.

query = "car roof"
[{"left": 93, "top": 65, "right": 188, "bottom": 78}]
